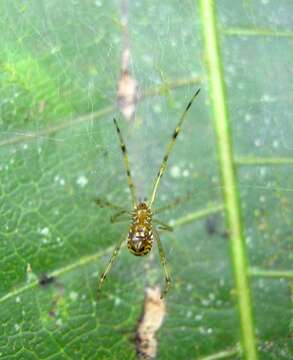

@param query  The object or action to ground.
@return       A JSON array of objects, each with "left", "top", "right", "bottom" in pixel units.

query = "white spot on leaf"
[
  {"left": 69, "top": 291, "right": 78, "bottom": 301},
  {"left": 170, "top": 165, "right": 180, "bottom": 178},
  {"left": 182, "top": 169, "right": 190, "bottom": 177},
  {"left": 114, "top": 297, "right": 122, "bottom": 306},
  {"left": 195, "top": 314, "right": 203, "bottom": 322},
  {"left": 54, "top": 175, "right": 65, "bottom": 186},
  {"left": 76, "top": 175, "right": 88, "bottom": 188},
  {"left": 39, "top": 227, "right": 50, "bottom": 236}
]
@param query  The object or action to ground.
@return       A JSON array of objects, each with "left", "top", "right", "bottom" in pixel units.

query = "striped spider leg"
[{"left": 97, "top": 89, "right": 200, "bottom": 298}]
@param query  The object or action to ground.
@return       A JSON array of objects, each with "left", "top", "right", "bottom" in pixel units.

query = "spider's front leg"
[
  {"left": 95, "top": 197, "right": 124, "bottom": 210},
  {"left": 110, "top": 210, "right": 131, "bottom": 224},
  {"left": 95, "top": 197, "right": 130, "bottom": 223}
]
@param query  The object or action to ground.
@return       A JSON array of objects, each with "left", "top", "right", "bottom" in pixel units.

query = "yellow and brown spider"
[{"left": 96, "top": 88, "right": 200, "bottom": 298}]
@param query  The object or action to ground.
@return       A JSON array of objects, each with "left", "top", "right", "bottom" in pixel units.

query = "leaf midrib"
[{"left": 198, "top": 1, "right": 258, "bottom": 359}]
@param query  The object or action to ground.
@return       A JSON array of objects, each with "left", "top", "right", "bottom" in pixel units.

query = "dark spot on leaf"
[{"left": 39, "top": 274, "right": 55, "bottom": 287}]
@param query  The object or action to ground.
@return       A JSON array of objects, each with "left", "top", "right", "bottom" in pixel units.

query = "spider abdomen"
[{"left": 127, "top": 202, "right": 153, "bottom": 256}]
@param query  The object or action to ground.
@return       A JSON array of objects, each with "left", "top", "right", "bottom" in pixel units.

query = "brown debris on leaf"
[
  {"left": 136, "top": 286, "right": 166, "bottom": 359},
  {"left": 117, "top": 0, "right": 139, "bottom": 122},
  {"left": 117, "top": 67, "right": 139, "bottom": 122}
]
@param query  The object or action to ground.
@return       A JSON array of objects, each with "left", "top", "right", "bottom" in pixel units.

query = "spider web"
[{"left": 0, "top": 1, "right": 292, "bottom": 359}]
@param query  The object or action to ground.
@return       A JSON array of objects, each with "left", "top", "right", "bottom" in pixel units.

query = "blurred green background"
[{"left": 0, "top": 1, "right": 292, "bottom": 359}]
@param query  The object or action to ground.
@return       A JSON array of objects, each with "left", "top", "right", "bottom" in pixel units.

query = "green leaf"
[{"left": 0, "top": 1, "right": 292, "bottom": 359}]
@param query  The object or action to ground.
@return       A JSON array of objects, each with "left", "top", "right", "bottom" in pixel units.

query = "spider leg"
[
  {"left": 95, "top": 197, "right": 130, "bottom": 223},
  {"left": 95, "top": 197, "right": 128, "bottom": 212},
  {"left": 153, "top": 229, "right": 171, "bottom": 299},
  {"left": 110, "top": 210, "right": 130, "bottom": 224},
  {"left": 153, "top": 219, "right": 173, "bottom": 232},
  {"left": 97, "top": 235, "right": 126, "bottom": 297},
  {"left": 149, "top": 89, "right": 200, "bottom": 207},
  {"left": 153, "top": 191, "right": 192, "bottom": 215},
  {"left": 113, "top": 118, "right": 138, "bottom": 207}
]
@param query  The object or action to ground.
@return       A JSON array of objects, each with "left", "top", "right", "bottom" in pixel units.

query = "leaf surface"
[{"left": 0, "top": 1, "right": 292, "bottom": 359}]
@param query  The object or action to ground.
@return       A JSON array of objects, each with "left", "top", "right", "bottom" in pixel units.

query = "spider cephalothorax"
[{"left": 128, "top": 202, "right": 153, "bottom": 256}]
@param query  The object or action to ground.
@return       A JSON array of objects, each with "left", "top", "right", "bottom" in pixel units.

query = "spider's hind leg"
[
  {"left": 153, "top": 229, "right": 171, "bottom": 299},
  {"left": 153, "top": 219, "right": 173, "bottom": 232},
  {"left": 97, "top": 235, "right": 126, "bottom": 297}
]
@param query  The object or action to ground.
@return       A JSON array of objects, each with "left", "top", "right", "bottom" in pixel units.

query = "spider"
[{"left": 96, "top": 88, "right": 200, "bottom": 298}]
